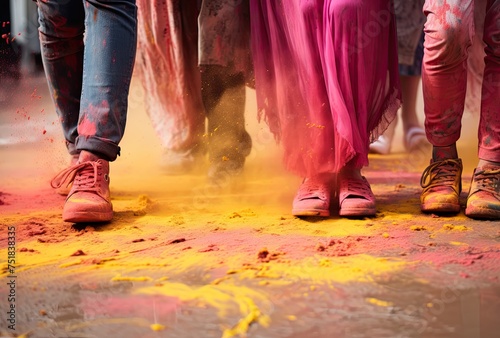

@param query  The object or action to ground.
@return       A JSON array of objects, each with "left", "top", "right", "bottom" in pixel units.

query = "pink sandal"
[
  {"left": 292, "top": 175, "right": 333, "bottom": 217},
  {"left": 339, "top": 171, "right": 376, "bottom": 217}
]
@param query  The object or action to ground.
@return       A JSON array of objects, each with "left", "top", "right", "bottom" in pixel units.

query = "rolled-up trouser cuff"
[
  {"left": 66, "top": 141, "right": 80, "bottom": 156},
  {"left": 479, "top": 146, "right": 500, "bottom": 163},
  {"left": 425, "top": 127, "right": 461, "bottom": 148},
  {"left": 75, "top": 135, "right": 120, "bottom": 161}
]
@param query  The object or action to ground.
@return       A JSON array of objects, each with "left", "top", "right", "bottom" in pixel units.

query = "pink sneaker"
[
  {"left": 292, "top": 175, "right": 333, "bottom": 217},
  {"left": 51, "top": 152, "right": 113, "bottom": 223},
  {"left": 338, "top": 171, "right": 376, "bottom": 217},
  {"left": 55, "top": 154, "right": 80, "bottom": 196}
]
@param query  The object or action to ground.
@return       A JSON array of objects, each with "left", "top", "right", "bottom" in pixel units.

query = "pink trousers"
[{"left": 423, "top": 0, "right": 500, "bottom": 162}]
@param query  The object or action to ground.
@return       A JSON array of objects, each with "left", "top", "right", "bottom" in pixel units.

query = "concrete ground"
[{"left": 0, "top": 74, "right": 499, "bottom": 338}]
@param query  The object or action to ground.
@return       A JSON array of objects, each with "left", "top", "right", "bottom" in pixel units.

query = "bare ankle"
[{"left": 432, "top": 144, "right": 458, "bottom": 162}]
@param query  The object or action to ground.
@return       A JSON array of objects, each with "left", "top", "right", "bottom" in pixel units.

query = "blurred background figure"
[
  {"left": 0, "top": 0, "right": 22, "bottom": 102},
  {"left": 0, "top": 0, "right": 42, "bottom": 89},
  {"left": 136, "top": 0, "right": 253, "bottom": 184},
  {"left": 369, "top": 0, "right": 430, "bottom": 155},
  {"left": 10, "top": 0, "right": 43, "bottom": 74}
]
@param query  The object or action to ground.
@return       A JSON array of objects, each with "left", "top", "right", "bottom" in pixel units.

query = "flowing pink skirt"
[{"left": 251, "top": 0, "right": 402, "bottom": 177}]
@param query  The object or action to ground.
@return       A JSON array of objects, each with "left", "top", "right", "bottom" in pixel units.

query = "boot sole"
[
  {"left": 339, "top": 207, "right": 376, "bottom": 217},
  {"left": 292, "top": 208, "right": 330, "bottom": 217},
  {"left": 421, "top": 203, "right": 460, "bottom": 214},
  {"left": 63, "top": 211, "right": 113, "bottom": 223},
  {"left": 465, "top": 206, "right": 500, "bottom": 220}
]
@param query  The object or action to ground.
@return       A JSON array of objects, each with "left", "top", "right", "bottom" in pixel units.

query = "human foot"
[
  {"left": 465, "top": 164, "right": 500, "bottom": 220},
  {"left": 292, "top": 174, "right": 333, "bottom": 217},
  {"left": 51, "top": 151, "right": 113, "bottom": 223},
  {"left": 338, "top": 170, "right": 376, "bottom": 217},
  {"left": 420, "top": 158, "right": 462, "bottom": 214}
]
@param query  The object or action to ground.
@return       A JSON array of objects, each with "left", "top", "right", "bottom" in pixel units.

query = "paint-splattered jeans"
[
  {"left": 423, "top": 0, "right": 500, "bottom": 162},
  {"left": 37, "top": 0, "right": 137, "bottom": 161}
]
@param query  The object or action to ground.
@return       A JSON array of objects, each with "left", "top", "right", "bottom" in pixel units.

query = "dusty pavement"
[{"left": 0, "top": 74, "right": 499, "bottom": 338}]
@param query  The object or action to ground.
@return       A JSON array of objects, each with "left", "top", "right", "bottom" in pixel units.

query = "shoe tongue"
[
  {"left": 78, "top": 151, "right": 100, "bottom": 163},
  {"left": 477, "top": 165, "right": 500, "bottom": 172}
]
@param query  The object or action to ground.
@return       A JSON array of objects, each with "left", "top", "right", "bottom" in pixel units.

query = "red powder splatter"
[
  {"left": 78, "top": 114, "right": 97, "bottom": 136},
  {"left": 1, "top": 33, "right": 10, "bottom": 44}
]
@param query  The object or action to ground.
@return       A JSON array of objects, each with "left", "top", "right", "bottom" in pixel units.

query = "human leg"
[
  {"left": 466, "top": 0, "right": 500, "bottom": 219},
  {"left": 420, "top": 0, "right": 474, "bottom": 214},
  {"left": 370, "top": 4, "right": 426, "bottom": 156},
  {"left": 323, "top": 0, "right": 399, "bottom": 217},
  {"left": 200, "top": 65, "right": 251, "bottom": 184},
  {"left": 136, "top": 0, "right": 206, "bottom": 174},
  {"left": 42, "top": 0, "right": 137, "bottom": 222},
  {"left": 199, "top": 0, "right": 252, "bottom": 184},
  {"left": 395, "top": 2, "right": 427, "bottom": 153},
  {"left": 37, "top": 0, "right": 84, "bottom": 156}
]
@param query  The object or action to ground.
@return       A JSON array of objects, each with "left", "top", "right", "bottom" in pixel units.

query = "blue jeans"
[{"left": 37, "top": 0, "right": 137, "bottom": 161}]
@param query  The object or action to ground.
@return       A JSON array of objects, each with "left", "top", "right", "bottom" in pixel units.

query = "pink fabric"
[
  {"left": 423, "top": 0, "right": 500, "bottom": 162},
  {"left": 250, "top": 0, "right": 401, "bottom": 177}
]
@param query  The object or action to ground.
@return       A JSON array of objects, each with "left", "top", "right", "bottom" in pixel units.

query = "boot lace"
[
  {"left": 472, "top": 168, "right": 500, "bottom": 196},
  {"left": 420, "top": 159, "right": 461, "bottom": 190},
  {"left": 51, "top": 161, "right": 102, "bottom": 191},
  {"left": 297, "top": 177, "right": 329, "bottom": 200}
]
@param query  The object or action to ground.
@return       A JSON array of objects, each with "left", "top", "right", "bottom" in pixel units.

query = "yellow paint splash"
[
  {"left": 136, "top": 282, "right": 272, "bottom": 338},
  {"left": 366, "top": 297, "right": 393, "bottom": 307},
  {"left": 443, "top": 224, "right": 469, "bottom": 231},
  {"left": 111, "top": 275, "right": 152, "bottom": 282},
  {"left": 150, "top": 323, "right": 166, "bottom": 331},
  {"left": 222, "top": 299, "right": 270, "bottom": 338},
  {"left": 450, "top": 241, "right": 468, "bottom": 246}
]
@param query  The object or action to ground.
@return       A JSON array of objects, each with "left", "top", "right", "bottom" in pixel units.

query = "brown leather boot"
[
  {"left": 420, "top": 158, "right": 463, "bottom": 214},
  {"left": 465, "top": 166, "right": 500, "bottom": 220}
]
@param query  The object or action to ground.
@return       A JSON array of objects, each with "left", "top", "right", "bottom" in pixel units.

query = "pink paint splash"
[{"left": 78, "top": 115, "right": 98, "bottom": 137}]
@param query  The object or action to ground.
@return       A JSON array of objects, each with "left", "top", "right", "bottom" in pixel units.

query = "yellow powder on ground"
[{"left": 366, "top": 297, "right": 393, "bottom": 307}]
